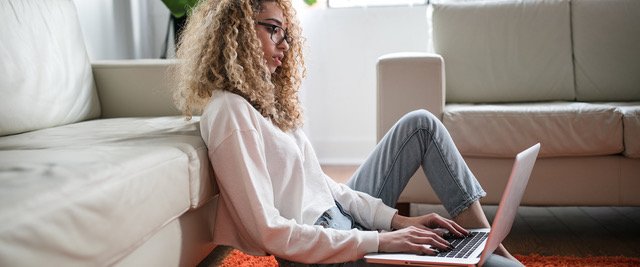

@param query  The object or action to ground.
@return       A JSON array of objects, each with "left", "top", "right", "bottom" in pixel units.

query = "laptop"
[{"left": 365, "top": 143, "right": 540, "bottom": 267}]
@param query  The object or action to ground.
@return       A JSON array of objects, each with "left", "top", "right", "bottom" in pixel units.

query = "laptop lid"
[
  {"left": 365, "top": 143, "right": 540, "bottom": 266},
  {"left": 477, "top": 143, "right": 540, "bottom": 266}
]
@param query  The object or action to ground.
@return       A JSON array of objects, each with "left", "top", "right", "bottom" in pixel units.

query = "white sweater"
[{"left": 200, "top": 91, "right": 397, "bottom": 263}]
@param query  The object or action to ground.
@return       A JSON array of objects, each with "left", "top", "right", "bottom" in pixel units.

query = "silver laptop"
[{"left": 365, "top": 143, "right": 540, "bottom": 267}]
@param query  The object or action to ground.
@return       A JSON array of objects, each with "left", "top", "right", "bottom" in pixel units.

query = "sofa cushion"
[
  {"left": 572, "top": 0, "right": 640, "bottom": 101},
  {"left": 0, "top": 0, "right": 101, "bottom": 137},
  {"left": 443, "top": 102, "right": 623, "bottom": 158},
  {"left": 0, "top": 117, "right": 213, "bottom": 265},
  {"left": 605, "top": 103, "right": 640, "bottom": 158},
  {"left": 432, "top": 0, "right": 575, "bottom": 103}
]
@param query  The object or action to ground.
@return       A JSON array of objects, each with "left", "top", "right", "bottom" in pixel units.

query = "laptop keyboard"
[{"left": 436, "top": 231, "right": 488, "bottom": 258}]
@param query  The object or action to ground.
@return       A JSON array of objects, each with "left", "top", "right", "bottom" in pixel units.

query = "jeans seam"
[
  {"left": 426, "top": 126, "right": 479, "bottom": 218},
  {"left": 374, "top": 127, "right": 422, "bottom": 199},
  {"left": 425, "top": 127, "right": 472, "bottom": 203}
]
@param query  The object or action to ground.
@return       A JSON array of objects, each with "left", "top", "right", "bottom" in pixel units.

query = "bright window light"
[{"left": 328, "top": 0, "right": 427, "bottom": 8}]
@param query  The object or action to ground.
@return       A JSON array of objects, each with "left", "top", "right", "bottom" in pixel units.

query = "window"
[{"left": 328, "top": 0, "right": 427, "bottom": 8}]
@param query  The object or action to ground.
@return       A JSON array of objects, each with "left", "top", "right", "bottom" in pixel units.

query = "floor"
[{"left": 323, "top": 165, "right": 640, "bottom": 258}]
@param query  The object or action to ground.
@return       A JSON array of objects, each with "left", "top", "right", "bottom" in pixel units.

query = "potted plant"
[{"left": 160, "top": 0, "right": 200, "bottom": 58}]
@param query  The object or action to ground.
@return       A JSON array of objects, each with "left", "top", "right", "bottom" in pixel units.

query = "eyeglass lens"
[{"left": 258, "top": 22, "right": 291, "bottom": 45}]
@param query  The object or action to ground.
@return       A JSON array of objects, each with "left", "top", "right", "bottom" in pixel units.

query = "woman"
[{"left": 174, "top": 0, "right": 521, "bottom": 266}]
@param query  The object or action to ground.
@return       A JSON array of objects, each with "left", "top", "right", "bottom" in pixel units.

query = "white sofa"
[
  {"left": 377, "top": 0, "right": 640, "bottom": 209},
  {"left": 0, "top": 1, "right": 217, "bottom": 266}
]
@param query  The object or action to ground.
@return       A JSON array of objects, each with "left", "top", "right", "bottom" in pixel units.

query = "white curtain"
[{"left": 74, "top": 0, "right": 173, "bottom": 60}]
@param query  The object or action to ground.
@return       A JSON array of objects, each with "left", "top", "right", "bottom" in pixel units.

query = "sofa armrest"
[
  {"left": 376, "top": 52, "right": 445, "bottom": 141},
  {"left": 92, "top": 59, "right": 183, "bottom": 118}
]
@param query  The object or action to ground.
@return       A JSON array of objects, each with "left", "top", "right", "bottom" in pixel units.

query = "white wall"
[
  {"left": 74, "top": 1, "right": 430, "bottom": 165},
  {"left": 299, "top": 5, "right": 429, "bottom": 164},
  {"left": 74, "top": 0, "right": 133, "bottom": 59}
]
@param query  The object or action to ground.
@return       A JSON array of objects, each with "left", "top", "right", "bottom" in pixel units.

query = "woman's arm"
[
  {"left": 323, "top": 176, "right": 467, "bottom": 255},
  {"left": 297, "top": 131, "right": 397, "bottom": 232},
  {"left": 209, "top": 130, "right": 379, "bottom": 263},
  {"left": 323, "top": 176, "right": 397, "bottom": 231},
  {"left": 379, "top": 211, "right": 470, "bottom": 254}
]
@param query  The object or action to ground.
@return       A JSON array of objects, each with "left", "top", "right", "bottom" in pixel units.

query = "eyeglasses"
[{"left": 256, "top": 21, "right": 293, "bottom": 45}]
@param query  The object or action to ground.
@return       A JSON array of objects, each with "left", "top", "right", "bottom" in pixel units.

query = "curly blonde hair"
[{"left": 173, "top": 0, "right": 305, "bottom": 131}]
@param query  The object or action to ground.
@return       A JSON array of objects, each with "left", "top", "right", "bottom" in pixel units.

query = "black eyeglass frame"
[{"left": 256, "top": 21, "right": 293, "bottom": 45}]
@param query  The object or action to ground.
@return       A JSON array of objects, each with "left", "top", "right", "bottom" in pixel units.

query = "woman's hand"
[
  {"left": 377, "top": 212, "right": 470, "bottom": 254},
  {"left": 378, "top": 226, "right": 453, "bottom": 255},
  {"left": 392, "top": 212, "right": 469, "bottom": 238}
]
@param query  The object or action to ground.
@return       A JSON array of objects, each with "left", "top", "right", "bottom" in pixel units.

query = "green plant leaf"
[
  {"left": 161, "top": 0, "right": 200, "bottom": 18},
  {"left": 304, "top": 0, "right": 317, "bottom": 6}
]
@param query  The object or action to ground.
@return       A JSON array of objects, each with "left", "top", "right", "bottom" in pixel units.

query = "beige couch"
[
  {"left": 0, "top": 1, "right": 217, "bottom": 266},
  {"left": 377, "top": 0, "right": 640, "bottom": 208}
]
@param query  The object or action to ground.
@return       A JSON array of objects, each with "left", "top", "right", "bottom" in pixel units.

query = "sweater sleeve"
[
  {"left": 208, "top": 129, "right": 380, "bottom": 263},
  {"left": 324, "top": 174, "right": 397, "bottom": 231},
  {"left": 294, "top": 130, "right": 397, "bottom": 232}
]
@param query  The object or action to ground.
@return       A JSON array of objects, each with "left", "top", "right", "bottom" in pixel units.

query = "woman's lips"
[{"left": 273, "top": 56, "right": 282, "bottom": 66}]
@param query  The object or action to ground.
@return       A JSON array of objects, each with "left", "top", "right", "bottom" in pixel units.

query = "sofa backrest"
[
  {"left": 0, "top": 0, "right": 100, "bottom": 136},
  {"left": 432, "top": 0, "right": 576, "bottom": 103},
  {"left": 572, "top": 0, "right": 640, "bottom": 101}
]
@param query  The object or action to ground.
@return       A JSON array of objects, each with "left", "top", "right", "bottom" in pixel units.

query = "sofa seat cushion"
[
  {"left": 443, "top": 102, "right": 623, "bottom": 158},
  {"left": 0, "top": 117, "right": 213, "bottom": 265},
  {"left": 605, "top": 103, "right": 640, "bottom": 158}
]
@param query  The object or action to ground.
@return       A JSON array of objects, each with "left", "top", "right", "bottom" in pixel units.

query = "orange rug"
[{"left": 219, "top": 249, "right": 640, "bottom": 266}]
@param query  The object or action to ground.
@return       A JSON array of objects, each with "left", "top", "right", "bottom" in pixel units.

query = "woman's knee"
[{"left": 399, "top": 109, "right": 440, "bottom": 128}]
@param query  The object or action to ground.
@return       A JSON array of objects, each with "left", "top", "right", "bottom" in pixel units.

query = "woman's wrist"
[{"left": 390, "top": 212, "right": 409, "bottom": 230}]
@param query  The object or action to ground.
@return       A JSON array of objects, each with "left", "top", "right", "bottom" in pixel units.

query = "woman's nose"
[{"left": 278, "top": 39, "right": 290, "bottom": 51}]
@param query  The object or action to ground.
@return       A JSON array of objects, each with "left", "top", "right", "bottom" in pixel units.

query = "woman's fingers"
[
  {"left": 448, "top": 219, "right": 471, "bottom": 236},
  {"left": 407, "top": 227, "right": 452, "bottom": 251},
  {"left": 430, "top": 215, "right": 470, "bottom": 237},
  {"left": 415, "top": 244, "right": 439, "bottom": 256},
  {"left": 444, "top": 218, "right": 470, "bottom": 237},
  {"left": 379, "top": 226, "right": 456, "bottom": 254}
]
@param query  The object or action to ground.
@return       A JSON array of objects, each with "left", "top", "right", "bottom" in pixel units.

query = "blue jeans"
[
  {"left": 347, "top": 109, "right": 485, "bottom": 217},
  {"left": 278, "top": 110, "right": 520, "bottom": 267}
]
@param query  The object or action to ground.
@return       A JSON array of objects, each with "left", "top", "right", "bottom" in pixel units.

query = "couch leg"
[{"left": 395, "top": 203, "right": 410, "bottom": 216}]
